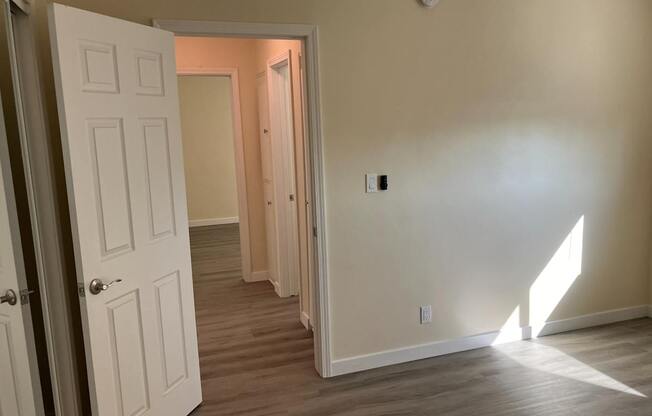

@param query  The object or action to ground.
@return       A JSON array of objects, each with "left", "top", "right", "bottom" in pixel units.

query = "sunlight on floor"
[
  {"left": 530, "top": 216, "right": 584, "bottom": 336},
  {"left": 496, "top": 341, "right": 647, "bottom": 398}
]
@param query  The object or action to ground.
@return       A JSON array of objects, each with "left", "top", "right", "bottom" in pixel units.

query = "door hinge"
[
  {"left": 20, "top": 289, "right": 36, "bottom": 305},
  {"left": 312, "top": 226, "right": 318, "bottom": 237},
  {"left": 77, "top": 283, "right": 86, "bottom": 298}
]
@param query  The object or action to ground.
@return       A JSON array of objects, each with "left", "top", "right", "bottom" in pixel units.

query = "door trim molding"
[
  {"left": 155, "top": 19, "right": 332, "bottom": 377},
  {"left": 178, "top": 68, "right": 252, "bottom": 281},
  {"left": 0, "top": 68, "right": 46, "bottom": 416}
]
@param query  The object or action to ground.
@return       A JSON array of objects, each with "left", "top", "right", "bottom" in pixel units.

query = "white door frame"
[
  {"left": 153, "top": 19, "right": 332, "bottom": 377},
  {"left": 0, "top": 70, "right": 45, "bottom": 416},
  {"left": 177, "top": 68, "right": 252, "bottom": 282},
  {"left": 3, "top": 0, "right": 83, "bottom": 414},
  {"left": 297, "top": 51, "right": 316, "bottom": 330}
]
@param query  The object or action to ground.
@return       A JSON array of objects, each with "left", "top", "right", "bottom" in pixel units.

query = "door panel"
[
  {"left": 153, "top": 271, "right": 188, "bottom": 393},
  {"left": 88, "top": 118, "right": 135, "bottom": 257},
  {"left": 267, "top": 54, "right": 300, "bottom": 298},
  {"left": 0, "top": 93, "right": 44, "bottom": 415},
  {"left": 256, "top": 74, "right": 278, "bottom": 285},
  {"left": 48, "top": 4, "right": 201, "bottom": 415},
  {"left": 141, "top": 119, "right": 176, "bottom": 241},
  {"left": 105, "top": 291, "right": 149, "bottom": 416}
]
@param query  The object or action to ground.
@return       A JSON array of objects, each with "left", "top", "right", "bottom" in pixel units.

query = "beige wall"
[
  {"left": 175, "top": 36, "right": 268, "bottom": 272},
  {"left": 178, "top": 75, "right": 239, "bottom": 223},
  {"left": 26, "top": 0, "right": 652, "bottom": 364}
]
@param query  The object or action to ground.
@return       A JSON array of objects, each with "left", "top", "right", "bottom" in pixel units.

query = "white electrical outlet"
[
  {"left": 366, "top": 174, "right": 378, "bottom": 193},
  {"left": 420, "top": 305, "right": 432, "bottom": 324}
]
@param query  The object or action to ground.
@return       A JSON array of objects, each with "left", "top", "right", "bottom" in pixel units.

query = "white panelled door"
[
  {"left": 0, "top": 94, "right": 44, "bottom": 415},
  {"left": 256, "top": 74, "right": 279, "bottom": 286},
  {"left": 267, "top": 53, "right": 300, "bottom": 298},
  {"left": 49, "top": 4, "right": 201, "bottom": 416}
]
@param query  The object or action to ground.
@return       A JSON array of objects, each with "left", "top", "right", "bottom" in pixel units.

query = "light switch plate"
[
  {"left": 366, "top": 174, "right": 378, "bottom": 193},
  {"left": 420, "top": 305, "right": 432, "bottom": 324}
]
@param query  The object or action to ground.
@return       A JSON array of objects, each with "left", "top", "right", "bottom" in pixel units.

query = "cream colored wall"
[
  {"left": 178, "top": 75, "right": 239, "bottom": 223},
  {"left": 29, "top": 0, "right": 652, "bottom": 364},
  {"left": 175, "top": 36, "right": 268, "bottom": 272},
  {"left": 253, "top": 39, "right": 312, "bottom": 319}
]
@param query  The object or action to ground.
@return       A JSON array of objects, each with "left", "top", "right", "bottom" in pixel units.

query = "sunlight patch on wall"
[
  {"left": 492, "top": 306, "right": 528, "bottom": 345},
  {"left": 530, "top": 216, "right": 584, "bottom": 337}
]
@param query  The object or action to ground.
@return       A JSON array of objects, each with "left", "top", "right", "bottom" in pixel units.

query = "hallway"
[{"left": 189, "top": 224, "right": 314, "bottom": 415}]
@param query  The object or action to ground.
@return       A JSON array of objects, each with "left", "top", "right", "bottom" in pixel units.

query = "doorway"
[
  {"left": 177, "top": 70, "right": 252, "bottom": 286},
  {"left": 177, "top": 72, "right": 247, "bottom": 291},
  {"left": 173, "top": 36, "right": 317, "bottom": 411},
  {"left": 266, "top": 52, "right": 301, "bottom": 299},
  {"left": 169, "top": 34, "right": 321, "bottom": 413},
  {"left": 174, "top": 35, "right": 313, "bottom": 311}
]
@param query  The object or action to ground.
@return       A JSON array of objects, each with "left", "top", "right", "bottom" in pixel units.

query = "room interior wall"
[
  {"left": 177, "top": 75, "right": 240, "bottom": 224},
  {"left": 24, "top": 0, "right": 652, "bottom": 369},
  {"left": 175, "top": 36, "right": 268, "bottom": 272},
  {"left": 253, "top": 38, "right": 312, "bottom": 320}
]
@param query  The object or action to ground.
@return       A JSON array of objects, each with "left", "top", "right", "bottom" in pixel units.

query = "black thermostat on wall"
[{"left": 379, "top": 175, "right": 389, "bottom": 191}]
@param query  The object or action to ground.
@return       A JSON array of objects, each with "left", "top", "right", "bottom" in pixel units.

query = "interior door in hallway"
[
  {"left": 0, "top": 92, "right": 45, "bottom": 416},
  {"left": 267, "top": 52, "right": 300, "bottom": 298},
  {"left": 257, "top": 73, "right": 279, "bottom": 287},
  {"left": 49, "top": 4, "right": 201, "bottom": 415}
]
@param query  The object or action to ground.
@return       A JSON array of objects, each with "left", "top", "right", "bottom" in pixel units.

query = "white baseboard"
[
  {"left": 330, "top": 304, "right": 651, "bottom": 377},
  {"left": 270, "top": 278, "right": 281, "bottom": 296},
  {"left": 300, "top": 311, "right": 311, "bottom": 330},
  {"left": 535, "top": 305, "right": 649, "bottom": 337},
  {"left": 188, "top": 217, "right": 239, "bottom": 228},
  {"left": 248, "top": 270, "right": 269, "bottom": 282}
]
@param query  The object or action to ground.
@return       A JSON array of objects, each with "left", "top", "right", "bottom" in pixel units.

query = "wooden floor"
[{"left": 189, "top": 224, "right": 652, "bottom": 416}]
